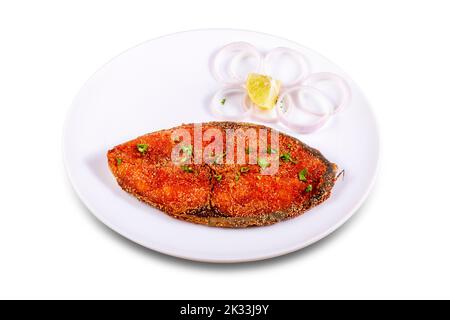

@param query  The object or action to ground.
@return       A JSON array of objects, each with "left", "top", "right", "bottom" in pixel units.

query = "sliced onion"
[
  {"left": 211, "top": 86, "right": 251, "bottom": 120},
  {"left": 263, "top": 47, "right": 310, "bottom": 88},
  {"left": 276, "top": 86, "right": 332, "bottom": 134},
  {"left": 229, "top": 50, "right": 264, "bottom": 81},
  {"left": 211, "top": 42, "right": 262, "bottom": 85},
  {"left": 300, "top": 72, "right": 351, "bottom": 115}
]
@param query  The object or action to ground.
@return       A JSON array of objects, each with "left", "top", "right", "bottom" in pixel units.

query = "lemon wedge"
[{"left": 246, "top": 73, "right": 281, "bottom": 110}]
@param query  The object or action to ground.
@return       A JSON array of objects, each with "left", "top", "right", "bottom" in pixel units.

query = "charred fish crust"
[
  {"left": 107, "top": 121, "right": 339, "bottom": 228},
  {"left": 204, "top": 164, "right": 222, "bottom": 216},
  {"left": 184, "top": 205, "right": 228, "bottom": 218}
]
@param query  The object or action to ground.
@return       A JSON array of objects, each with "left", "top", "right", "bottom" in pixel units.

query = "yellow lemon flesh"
[{"left": 246, "top": 73, "right": 282, "bottom": 110}]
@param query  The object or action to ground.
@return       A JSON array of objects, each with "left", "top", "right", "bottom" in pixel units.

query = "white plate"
[{"left": 63, "top": 29, "right": 379, "bottom": 263}]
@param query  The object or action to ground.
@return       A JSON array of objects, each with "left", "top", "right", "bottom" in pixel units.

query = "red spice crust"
[{"left": 107, "top": 122, "right": 338, "bottom": 228}]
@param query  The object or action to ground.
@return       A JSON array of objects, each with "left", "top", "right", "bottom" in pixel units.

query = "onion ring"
[
  {"left": 263, "top": 47, "right": 310, "bottom": 88},
  {"left": 211, "top": 42, "right": 262, "bottom": 85},
  {"left": 300, "top": 72, "right": 351, "bottom": 115},
  {"left": 229, "top": 50, "right": 264, "bottom": 81},
  {"left": 276, "top": 86, "right": 333, "bottom": 134},
  {"left": 211, "top": 86, "right": 251, "bottom": 120}
]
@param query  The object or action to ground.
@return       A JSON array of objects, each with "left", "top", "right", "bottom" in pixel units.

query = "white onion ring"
[
  {"left": 211, "top": 86, "right": 251, "bottom": 120},
  {"left": 211, "top": 42, "right": 262, "bottom": 85},
  {"left": 229, "top": 50, "right": 264, "bottom": 81},
  {"left": 263, "top": 47, "right": 310, "bottom": 88},
  {"left": 276, "top": 86, "right": 333, "bottom": 134},
  {"left": 300, "top": 72, "right": 351, "bottom": 115},
  {"left": 210, "top": 43, "right": 352, "bottom": 133}
]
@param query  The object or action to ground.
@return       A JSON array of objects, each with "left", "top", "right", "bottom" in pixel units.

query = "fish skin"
[{"left": 107, "top": 122, "right": 338, "bottom": 228}]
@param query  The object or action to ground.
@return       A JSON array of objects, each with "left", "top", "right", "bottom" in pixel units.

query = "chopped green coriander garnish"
[
  {"left": 240, "top": 166, "right": 250, "bottom": 173},
  {"left": 220, "top": 98, "right": 226, "bottom": 105},
  {"left": 235, "top": 173, "right": 240, "bottom": 182},
  {"left": 214, "top": 174, "right": 222, "bottom": 182},
  {"left": 267, "top": 147, "right": 277, "bottom": 154},
  {"left": 280, "top": 152, "right": 297, "bottom": 163},
  {"left": 298, "top": 168, "right": 308, "bottom": 181},
  {"left": 245, "top": 147, "right": 251, "bottom": 154},
  {"left": 280, "top": 152, "right": 292, "bottom": 162},
  {"left": 257, "top": 158, "right": 270, "bottom": 169},
  {"left": 180, "top": 145, "right": 193, "bottom": 162},
  {"left": 305, "top": 184, "right": 313, "bottom": 192},
  {"left": 181, "top": 165, "right": 194, "bottom": 173},
  {"left": 137, "top": 143, "right": 148, "bottom": 154},
  {"left": 181, "top": 145, "right": 193, "bottom": 155},
  {"left": 116, "top": 158, "right": 122, "bottom": 166},
  {"left": 287, "top": 143, "right": 293, "bottom": 150}
]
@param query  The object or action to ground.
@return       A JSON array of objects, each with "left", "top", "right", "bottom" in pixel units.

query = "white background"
[{"left": 1, "top": 0, "right": 449, "bottom": 300}]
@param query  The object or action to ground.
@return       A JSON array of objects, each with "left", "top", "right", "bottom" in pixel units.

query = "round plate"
[{"left": 63, "top": 29, "right": 379, "bottom": 263}]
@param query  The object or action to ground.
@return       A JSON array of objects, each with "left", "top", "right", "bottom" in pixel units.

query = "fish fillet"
[{"left": 107, "top": 122, "right": 338, "bottom": 227}]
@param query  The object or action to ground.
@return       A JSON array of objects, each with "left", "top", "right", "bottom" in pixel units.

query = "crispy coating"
[{"left": 107, "top": 122, "right": 338, "bottom": 228}]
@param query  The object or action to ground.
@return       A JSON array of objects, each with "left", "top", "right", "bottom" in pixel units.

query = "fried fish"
[{"left": 107, "top": 122, "right": 338, "bottom": 227}]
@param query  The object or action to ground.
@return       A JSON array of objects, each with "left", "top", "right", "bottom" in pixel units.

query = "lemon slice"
[{"left": 246, "top": 73, "right": 281, "bottom": 110}]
